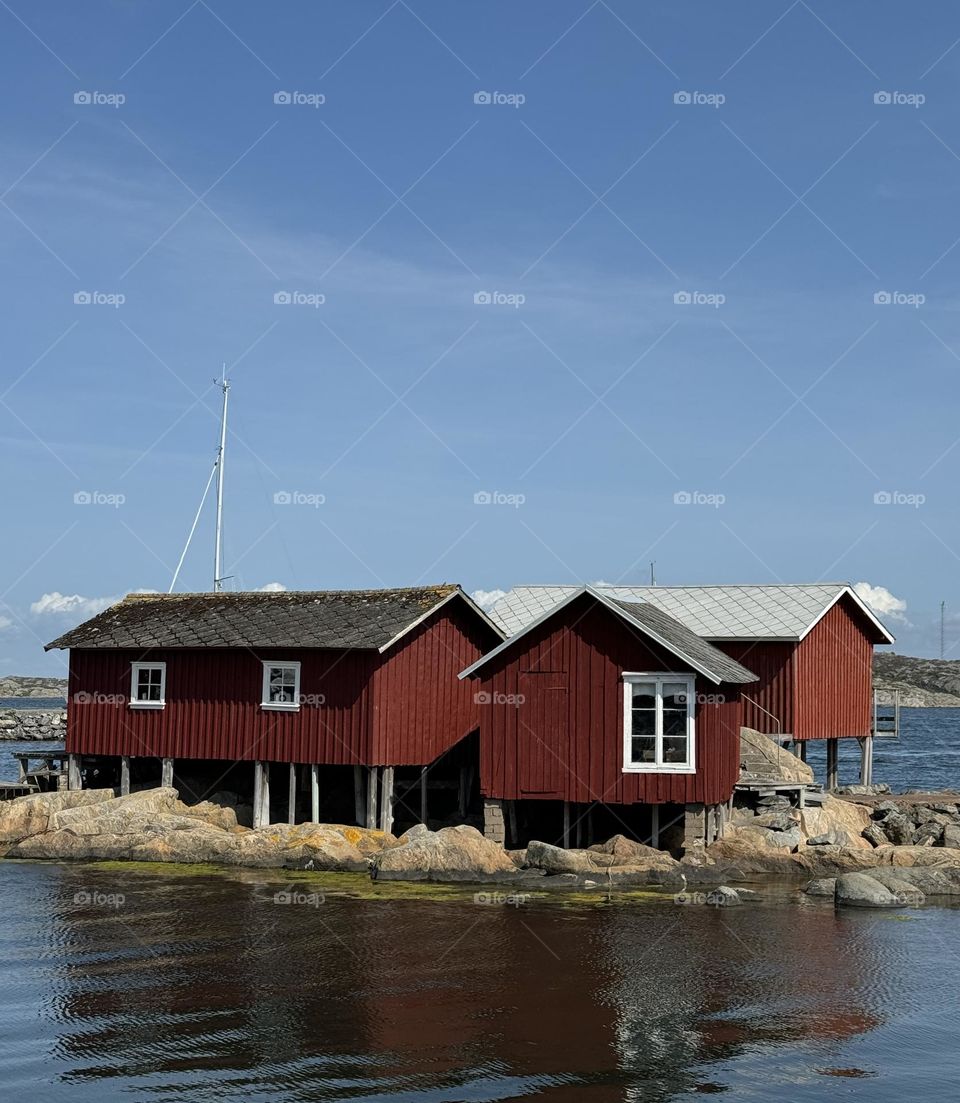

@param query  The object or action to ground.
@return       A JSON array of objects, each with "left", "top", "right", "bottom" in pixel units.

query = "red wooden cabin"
[
  {"left": 488, "top": 583, "right": 895, "bottom": 788},
  {"left": 45, "top": 586, "right": 503, "bottom": 830},
  {"left": 459, "top": 586, "right": 757, "bottom": 852}
]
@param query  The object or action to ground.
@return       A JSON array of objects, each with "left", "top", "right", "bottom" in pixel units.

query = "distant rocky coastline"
[
  {"left": 874, "top": 652, "right": 960, "bottom": 707},
  {"left": 0, "top": 709, "right": 66, "bottom": 741},
  {"left": 0, "top": 675, "right": 67, "bottom": 699}
]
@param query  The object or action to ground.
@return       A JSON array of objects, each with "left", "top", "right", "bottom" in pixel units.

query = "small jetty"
[{"left": 0, "top": 751, "right": 67, "bottom": 801}]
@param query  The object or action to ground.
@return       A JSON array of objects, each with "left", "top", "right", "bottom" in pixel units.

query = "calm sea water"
[
  {"left": 0, "top": 862, "right": 957, "bottom": 1102},
  {"left": 0, "top": 697, "right": 66, "bottom": 709}
]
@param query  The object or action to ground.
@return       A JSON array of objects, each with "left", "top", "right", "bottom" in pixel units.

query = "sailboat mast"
[{"left": 213, "top": 366, "right": 229, "bottom": 592}]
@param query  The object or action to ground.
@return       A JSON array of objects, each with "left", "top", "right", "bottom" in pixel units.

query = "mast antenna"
[{"left": 214, "top": 365, "right": 229, "bottom": 593}]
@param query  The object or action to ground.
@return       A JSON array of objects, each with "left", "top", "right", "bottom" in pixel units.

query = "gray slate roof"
[
  {"left": 488, "top": 584, "right": 893, "bottom": 642},
  {"left": 45, "top": 586, "right": 483, "bottom": 652},
  {"left": 460, "top": 587, "right": 758, "bottom": 684},
  {"left": 606, "top": 599, "right": 756, "bottom": 683}
]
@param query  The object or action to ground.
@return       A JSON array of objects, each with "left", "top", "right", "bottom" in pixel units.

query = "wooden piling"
[
  {"left": 161, "top": 757, "right": 174, "bottom": 789},
  {"left": 310, "top": 764, "right": 320, "bottom": 823},
  {"left": 120, "top": 756, "right": 130, "bottom": 796},
  {"left": 287, "top": 763, "right": 296, "bottom": 825},
  {"left": 365, "top": 767, "right": 378, "bottom": 829}
]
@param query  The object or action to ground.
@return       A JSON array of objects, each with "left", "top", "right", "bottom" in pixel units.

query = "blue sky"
[{"left": 2, "top": 0, "right": 960, "bottom": 673}]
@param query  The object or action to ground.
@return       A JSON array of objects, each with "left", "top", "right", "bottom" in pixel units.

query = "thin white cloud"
[
  {"left": 472, "top": 588, "right": 506, "bottom": 611},
  {"left": 30, "top": 589, "right": 158, "bottom": 618},
  {"left": 256, "top": 582, "right": 287, "bottom": 592},
  {"left": 854, "top": 582, "right": 909, "bottom": 623},
  {"left": 0, "top": 615, "right": 13, "bottom": 632},
  {"left": 30, "top": 592, "right": 116, "bottom": 618}
]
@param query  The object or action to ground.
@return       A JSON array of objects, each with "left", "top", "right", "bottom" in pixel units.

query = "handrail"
[{"left": 742, "top": 695, "right": 781, "bottom": 736}]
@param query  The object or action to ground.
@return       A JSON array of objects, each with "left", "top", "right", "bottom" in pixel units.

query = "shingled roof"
[
  {"left": 45, "top": 586, "right": 500, "bottom": 653},
  {"left": 460, "top": 586, "right": 757, "bottom": 685}
]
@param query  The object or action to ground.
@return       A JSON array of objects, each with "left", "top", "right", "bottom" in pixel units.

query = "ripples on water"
[{"left": 0, "top": 863, "right": 959, "bottom": 1101}]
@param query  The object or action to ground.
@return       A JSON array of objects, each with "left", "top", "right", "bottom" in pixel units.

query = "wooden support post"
[
  {"left": 507, "top": 799, "right": 518, "bottom": 849},
  {"left": 67, "top": 754, "right": 82, "bottom": 791},
  {"left": 458, "top": 765, "right": 468, "bottom": 818},
  {"left": 575, "top": 805, "right": 582, "bottom": 849},
  {"left": 120, "top": 756, "right": 131, "bottom": 796},
  {"left": 419, "top": 766, "right": 428, "bottom": 824},
  {"left": 562, "top": 801, "right": 571, "bottom": 848},
  {"left": 310, "top": 764, "right": 320, "bottom": 823},
  {"left": 253, "top": 761, "right": 270, "bottom": 828},
  {"left": 365, "top": 767, "right": 378, "bottom": 830},
  {"left": 380, "top": 766, "right": 395, "bottom": 835},
  {"left": 288, "top": 763, "right": 297, "bottom": 825},
  {"left": 860, "top": 735, "right": 874, "bottom": 786},
  {"left": 797, "top": 740, "right": 808, "bottom": 763},
  {"left": 161, "top": 757, "right": 174, "bottom": 789},
  {"left": 826, "top": 739, "right": 839, "bottom": 791},
  {"left": 353, "top": 765, "right": 364, "bottom": 826},
  {"left": 650, "top": 804, "right": 660, "bottom": 849}
]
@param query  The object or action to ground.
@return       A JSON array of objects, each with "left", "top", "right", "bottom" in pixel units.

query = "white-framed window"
[
  {"left": 261, "top": 661, "right": 301, "bottom": 710},
  {"left": 130, "top": 662, "right": 166, "bottom": 708},
  {"left": 622, "top": 673, "right": 696, "bottom": 774}
]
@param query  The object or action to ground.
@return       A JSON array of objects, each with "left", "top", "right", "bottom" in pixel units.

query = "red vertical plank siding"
[
  {"left": 715, "top": 641, "right": 797, "bottom": 738},
  {"left": 65, "top": 600, "right": 500, "bottom": 767},
  {"left": 476, "top": 595, "right": 744, "bottom": 806},
  {"left": 793, "top": 596, "right": 873, "bottom": 740}
]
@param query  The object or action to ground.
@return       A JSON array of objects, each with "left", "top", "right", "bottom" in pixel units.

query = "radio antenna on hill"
[
  {"left": 168, "top": 367, "right": 231, "bottom": 595},
  {"left": 941, "top": 600, "right": 946, "bottom": 660}
]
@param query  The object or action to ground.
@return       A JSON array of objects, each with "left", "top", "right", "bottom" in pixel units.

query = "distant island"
[
  {"left": 0, "top": 675, "right": 67, "bottom": 699},
  {"left": 874, "top": 653, "right": 960, "bottom": 707}
]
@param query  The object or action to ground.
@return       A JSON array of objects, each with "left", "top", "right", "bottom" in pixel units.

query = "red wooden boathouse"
[
  {"left": 460, "top": 586, "right": 758, "bottom": 851},
  {"left": 45, "top": 586, "right": 503, "bottom": 831},
  {"left": 487, "top": 583, "right": 895, "bottom": 790}
]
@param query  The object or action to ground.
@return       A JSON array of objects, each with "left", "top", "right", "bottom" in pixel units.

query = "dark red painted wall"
[
  {"left": 474, "top": 594, "right": 744, "bottom": 806},
  {"left": 717, "top": 595, "right": 875, "bottom": 741},
  {"left": 794, "top": 596, "right": 873, "bottom": 740},
  {"left": 716, "top": 640, "right": 796, "bottom": 738},
  {"left": 65, "top": 599, "right": 500, "bottom": 766}
]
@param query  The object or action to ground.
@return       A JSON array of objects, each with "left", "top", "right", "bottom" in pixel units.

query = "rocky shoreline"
[
  {"left": 5, "top": 784, "right": 960, "bottom": 911},
  {"left": 0, "top": 708, "right": 67, "bottom": 741}
]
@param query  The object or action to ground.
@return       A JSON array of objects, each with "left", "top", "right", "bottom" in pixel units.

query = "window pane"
[
  {"left": 631, "top": 736, "right": 656, "bottom": 763},
  {"left": 663, "top": 737, "right": 689, "bottom": 764},
  {"left": 136, "top": 667, "right": 162, "bottom": 700},
  {"left": 631, "top": 708, "right": 656, "bottom": 735},
  {"left": 662, "top": 682, "right": 690, "bottom": 708},
  {"left": 631, "top": 682, "right": 656, "bottom": 708},
  {"left": 662, "top": 708, "right": 686, "bottom": 736}
]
